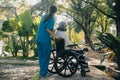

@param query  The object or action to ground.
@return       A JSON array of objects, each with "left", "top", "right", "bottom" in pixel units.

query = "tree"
[
  {"left": 81, "top": 0, "right": 120, "bottom": 38},
  {"left": 59, "top": 0, "right": 98, "bottom": 49},
  {"left": 96, "top": 12, "right": 114, "bottom": 33},
  {"left": 2, "top": 20, "right": 20, "bottom": 57},
  {"left": 18, "top": 10, "right": 33, "bottom": 57},
  {"left": 83, "top": 0, "right": 120, "bottom": 69},
  {"left": 0, "top": 0, "right": 30, "bottom": 21},
  {"left": 1, "top": 0, "right": 33, "bottom": 57},
  {"left": 31, "top": 0, "right": 56, "bottom": 15},
  {"left": 67, "top": 21, "right": 83, "bottom": 44},
  {"left": 2, "top": 21, "right": 14, "bottom": 32}
]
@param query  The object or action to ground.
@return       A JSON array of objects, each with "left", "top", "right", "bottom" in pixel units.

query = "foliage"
[
  {"left": 32, "top": 0, "right": 56, "bottom": 12},
  {"left": 1, "top": 9, "right": 38, "bottom": 57},
  {"left": 74, "top": 23, "right": 82, "bottom": 33},
  {"left": 29, "top": 23, "right": 38, "bottom": 57},
  {"left": 83, "top": 0, "right": 120, "bottom": 38},
  {"left": 67, "top": 21, "right": 83, "bottom": 43},
  {"left": 0, "top": 0, "right": 40, "bottom": 57},
  {"left": 9, "top": 34, "right": 20, "bottom": 57},
  {"left": 2, "top": 21, "right": 14, "bottom": 32},
  {"left": 95, "top": 13, "right": 114, "bottom": 33},
  {"left": 0, "top": 0, "right": 118, "bottom": 58},
  {"left": 59, "top": 0, "right": 100, "bottom": 49},
  {"left": 0, "top": 29, "right": 3, "bottom": 37},
  {"left": 69, "top": 28, "right": 84, "bottom": 44},
  {"left": 19, "top": 10, "right": 33, "bottom": 36},
  {"left": 21, "top": 10, "right": 33, "bottom": 27},
  {"left": 16, "top": 10, "right": 34, "bottom": 57}
]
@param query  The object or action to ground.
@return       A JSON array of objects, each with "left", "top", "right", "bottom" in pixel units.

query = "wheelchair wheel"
[
  {"left": 48, "top": 49, "right": 57, "bottom": 74},
  {"left": 54, "top": 50, "right": 78, "bottom": 77},
  {"left": 81, "top": 69, "right": 86, "bottom": 77}
]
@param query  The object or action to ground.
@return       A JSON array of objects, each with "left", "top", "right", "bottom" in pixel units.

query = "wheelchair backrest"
[{"left": 55, "top": 39, "right": 65, "bottom": 53}]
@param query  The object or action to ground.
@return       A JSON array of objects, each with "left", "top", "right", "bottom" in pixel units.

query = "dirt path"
[
  {"left": 0, "top": 50, "right": 105, "bottom": 80},
  {"left": 0, "top": 59, "right": 39, "bottom": 80}
]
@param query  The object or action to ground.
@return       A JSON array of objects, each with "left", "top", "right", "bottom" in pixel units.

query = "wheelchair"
[{"left": 48, "top": 39, "right": 90, "bottom": 77}]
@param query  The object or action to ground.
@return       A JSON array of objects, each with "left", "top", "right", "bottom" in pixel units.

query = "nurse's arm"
[{"left": 46, "top": 29, "right": 60, "bottom": 40}]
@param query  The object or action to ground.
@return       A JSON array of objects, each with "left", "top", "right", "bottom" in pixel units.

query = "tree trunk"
[
  {"left": 116, "top": 19, "right": 120, "bottom": 38},
  {"left": 84, "top": 33, "right": 94, "bottom": 50},
  {"left": 114, "top": 0, "right": 120, "bottom": 37},
  {"left": 26, "top": 34, "right": 29, "bottom": 57},
  {"left": 34, "top": 48, "right": 38, "bottom": 57},
  {"left": 114, "top": 0, "right": 120, "bottom": 69},
  {"left": 116, "top": 53, "right": 120, "bottom": 69}
]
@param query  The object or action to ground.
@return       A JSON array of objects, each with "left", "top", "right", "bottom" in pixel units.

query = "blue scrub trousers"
[{"left": 37, "top": 42, "right": 51, "bottom": 76}]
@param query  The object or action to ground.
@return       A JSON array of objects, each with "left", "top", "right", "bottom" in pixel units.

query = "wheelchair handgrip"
[{"left": 83, "top": 48, "right": 89, "bottom": 52}]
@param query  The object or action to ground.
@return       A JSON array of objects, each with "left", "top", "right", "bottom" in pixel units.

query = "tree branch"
[
  {"left": 81, "top": 0, "right": 117, "bottom": 20},
  {"left": 66, "top": 13, "right": 86, "bottom": 32}
]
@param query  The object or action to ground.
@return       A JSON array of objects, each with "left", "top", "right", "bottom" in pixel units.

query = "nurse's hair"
[
  {"left": 57, "top": 21, "right": 67, "bottom": 31},
  {"left": 44, "top": 5, "right": 57, "bottom": 23}
]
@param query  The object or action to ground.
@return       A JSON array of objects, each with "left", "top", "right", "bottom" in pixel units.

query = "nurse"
[{"left": 36, "top": 5, "right": 59, "bottom": 77}]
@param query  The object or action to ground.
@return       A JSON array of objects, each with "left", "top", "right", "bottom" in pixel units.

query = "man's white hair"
[{"left": 57, "top": 21, "right": 67, "bottom": 31}]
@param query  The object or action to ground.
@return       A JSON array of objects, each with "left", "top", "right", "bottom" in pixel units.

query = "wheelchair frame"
[{"left": 48, "top": 39, "right": 90, "bottom": 77}]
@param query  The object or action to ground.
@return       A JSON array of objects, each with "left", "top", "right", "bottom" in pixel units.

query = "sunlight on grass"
[{"left": 30, "top": 71, "right": 40, "bottom": 80}]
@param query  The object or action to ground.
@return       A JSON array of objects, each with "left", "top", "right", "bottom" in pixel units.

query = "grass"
[{"left": 30, "top": 71, "right": 40, "bottom": 80}]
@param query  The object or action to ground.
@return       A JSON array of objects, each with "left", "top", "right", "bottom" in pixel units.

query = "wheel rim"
[{"left": 55, "top": 51, "right": 78, "bottom": 77}]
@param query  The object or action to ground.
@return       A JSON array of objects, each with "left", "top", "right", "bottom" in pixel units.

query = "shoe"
[
  {"left": 39, "top": 75, "right": 45, "bottom": 78},
  {"left": 39, "top": 73, "right": 52, "bottom": 78},
  {"left": 45, "top": 72, "right": 52, "bottom": 77}
]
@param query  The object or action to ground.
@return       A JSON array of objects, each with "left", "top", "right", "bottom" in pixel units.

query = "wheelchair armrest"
[{"left": 67, "top": 44, "right": 78, "bottom": 47}]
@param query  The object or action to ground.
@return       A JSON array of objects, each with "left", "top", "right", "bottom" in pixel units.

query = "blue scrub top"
[{"left": 36, "top": 15, "right": 55, "bottom": 44}]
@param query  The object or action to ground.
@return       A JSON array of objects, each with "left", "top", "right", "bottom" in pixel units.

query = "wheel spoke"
[
  {"left": 48, "top": 50, "right": 57, "bottom": 73},
  {"left": 49, "top": 61, "right": 54, "bottom": 64},
  {"left": 68, "top": 64, "right": 75, "bottom": 73},
  {"left": 64, "top": 66, "right": 67, "bottom": 75},
  {"left": 50, "top": 64, "right": 55, "bottom": 71}
]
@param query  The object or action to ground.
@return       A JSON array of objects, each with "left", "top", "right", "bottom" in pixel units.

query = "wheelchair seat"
[{"left": 55, "top": 39, "right": 65, "bottom": 53}]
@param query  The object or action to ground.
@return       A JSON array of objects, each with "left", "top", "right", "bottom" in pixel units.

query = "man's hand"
[{"left": 55, "top": 36, "right": 61, "bottom": 41}]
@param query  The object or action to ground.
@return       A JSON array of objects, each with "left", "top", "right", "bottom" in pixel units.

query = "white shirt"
[{"left": 55, "top": 30, "right": 72, "bottom": 47}]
